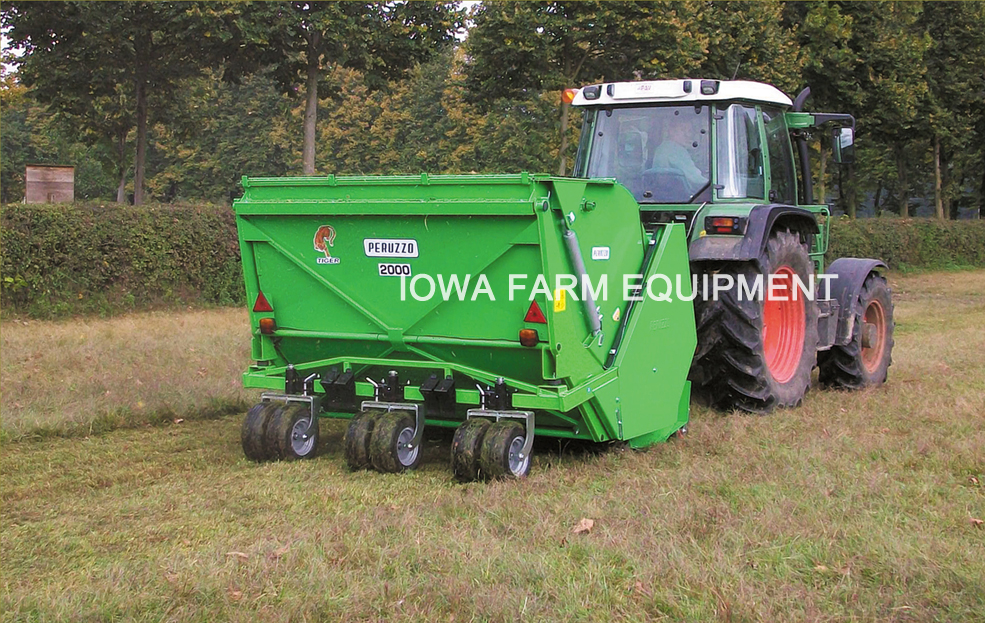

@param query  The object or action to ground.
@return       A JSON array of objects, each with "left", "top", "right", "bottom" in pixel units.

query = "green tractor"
[{"left": 567, "top": 79, "right": 894, "bottom": 412}]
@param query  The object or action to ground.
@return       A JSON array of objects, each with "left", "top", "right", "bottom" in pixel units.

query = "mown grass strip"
[{"left": 0, "top": 308, "right": 255, "bottom": 441}]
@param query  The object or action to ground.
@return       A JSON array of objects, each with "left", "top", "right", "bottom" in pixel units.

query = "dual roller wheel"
[
  {"left": 451, "top": 419, "right": 531, "bottom": 482},
  {"left": 244, "top": 404, "right": 531, "bottom": 480},
  {"left": 241, "top": 402, "right": 320, "bottom": 462},
  {"left": 344, "top": 409, "right": 421, "bottom": 473}
]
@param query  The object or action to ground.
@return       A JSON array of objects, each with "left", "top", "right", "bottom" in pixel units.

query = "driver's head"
[{"left": 668, "top": 120, "right": 693, "bottom": 145}]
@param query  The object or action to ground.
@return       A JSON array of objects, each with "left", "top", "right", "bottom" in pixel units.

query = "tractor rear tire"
[
  {"left": 242, "top": 402, "right": 277, "bottom": 462},
  {"left": 451, "top": 418, "right": 491, "bottom": 482},
  {"left": 818, "top": 273, "right": 894, "bottom": 389},
  {"left": 689, "top": 229, "right": 819, "bottom": 412}
]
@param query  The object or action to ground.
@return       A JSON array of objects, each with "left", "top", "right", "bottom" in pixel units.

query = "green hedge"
[
  {"left": 2, "top": 203, "right": 984, "bottom": 319},
  {"left": 826, "top": 217, "right": 985, "bottom": 270},
  {"left": 1, "top": 202, "right": 243, "bottom": 318}
]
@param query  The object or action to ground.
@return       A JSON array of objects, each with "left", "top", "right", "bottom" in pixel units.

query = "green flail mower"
[{"left": 233, "top": 79, "right": 894, "bottom": 481}]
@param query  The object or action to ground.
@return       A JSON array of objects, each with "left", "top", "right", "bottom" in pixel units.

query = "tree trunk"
[
  {"left": 980, "top": 145, "right": 985, "bottom": 219},
  {"left": 941, "top": 147, "right": 954, "bottom": 219},
  {"left": 133, "top": 79, "right": 148, "bottom": 205},
  {"left": 873, "top": 182, "right": 882, "bottom": 217},
  {"left": 557, "top": 101, "right": 570, "bottom": 176},
  {"left": 980, "top": 150, "right": 985, "bottom": 218},
  {"left": 950, "top": 173, "right": 964, "bottom": 221},
  {"left": 302, "top": 36, "right": 321, "bottom": 176},
  {"left": 556, "top": 44, "right": 589, "bottom": 177},
  {"left": 896, "top": 146, "right": 908, "bottom": 217},
  {"left": 116, "top": 132, "right": 127, "bottom": 203},
  {"left": 117, "top": 173, "right": 127, "bottom": 204},
  {"left": 933, "top": 135, "right": 944, "bottom": 219}
]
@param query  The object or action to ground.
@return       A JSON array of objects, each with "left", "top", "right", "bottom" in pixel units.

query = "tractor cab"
[{"left": 569, "top": 79, "right": 853, "bottom": 237}]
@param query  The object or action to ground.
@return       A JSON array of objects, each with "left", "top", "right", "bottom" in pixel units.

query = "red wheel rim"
[
  {"left": 762, "top": 266, "right": 805, "bottom": 383},
  {"left": 861, "top": 299, "right": 886, "bottom": 374}
]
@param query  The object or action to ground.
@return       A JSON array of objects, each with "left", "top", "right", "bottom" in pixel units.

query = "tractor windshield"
[{"left": 575, "top": 105, "right": 711, "bottom": 204}]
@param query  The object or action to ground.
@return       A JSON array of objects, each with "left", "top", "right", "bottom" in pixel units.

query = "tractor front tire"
[
  {"left": 689, "top": 229, "right": 819, "bottom": 412},
  {"left": 818, "top": 273, "right": 894, "bottom": 389}
]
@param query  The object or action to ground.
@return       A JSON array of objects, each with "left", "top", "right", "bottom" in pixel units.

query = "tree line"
[{"left": 1, "top": 1, "right": 983, "bottom": 218}]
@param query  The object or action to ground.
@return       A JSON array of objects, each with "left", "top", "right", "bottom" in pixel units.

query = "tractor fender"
[
  {"left": 688, "top": 204, "right": 819, "bottom": 265},
  {"left": 825, "top": 257, "right": 887, "bottom": 345}
]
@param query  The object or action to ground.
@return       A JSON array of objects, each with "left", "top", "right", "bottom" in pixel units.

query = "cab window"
[
  {"left": 716, "top": 104, "right": 764, "bottom": 200},
  {"left": 763, "top": 107, "right": 797, "bottom": 204},
  {"left": 581, "top": 105, "right": 710, "bottom": 204}
]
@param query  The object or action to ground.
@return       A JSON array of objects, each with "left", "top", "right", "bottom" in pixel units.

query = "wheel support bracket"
[
  {"left": 260, "top": 391, "right": 322, "bottom": 438},
  {"left": 261, "top": 391, "right": 323, "bottom": 419}
]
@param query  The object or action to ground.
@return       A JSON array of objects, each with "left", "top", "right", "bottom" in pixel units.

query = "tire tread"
[{"left": 689, "top": 230, "right": 818, "bottom": 412}]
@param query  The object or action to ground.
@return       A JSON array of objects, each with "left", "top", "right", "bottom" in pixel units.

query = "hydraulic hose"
[{"left": 605, "top": 234, "right": 657, "bottom": 369}]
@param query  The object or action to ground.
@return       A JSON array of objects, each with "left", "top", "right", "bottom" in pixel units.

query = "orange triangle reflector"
[
  {"left": 524, "top": 300, "right": 547, "bottom": 324},
  {"left": 253, "top": 291, "right": 273, "bottom": 313}
]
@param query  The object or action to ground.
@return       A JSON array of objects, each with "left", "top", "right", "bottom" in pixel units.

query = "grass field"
[
  {"left": 2, "top": 271, "right": 984, "bottom": 621},
  {"left": 0, "top": 308, "right": 253, "bottom": 441}
]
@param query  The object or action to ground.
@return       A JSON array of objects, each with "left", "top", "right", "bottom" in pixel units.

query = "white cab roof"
[{"left": 570, "top": 79, "right": 793, "bottom": 108}]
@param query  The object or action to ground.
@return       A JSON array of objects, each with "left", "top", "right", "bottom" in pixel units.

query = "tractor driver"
[{"left": 649, "top": 117, "right": 707, "bottom": 193}]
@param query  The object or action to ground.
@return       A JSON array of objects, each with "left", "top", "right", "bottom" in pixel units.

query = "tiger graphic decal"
[{"left": 313, "top": 225, "right": 341, "bottom": 264}]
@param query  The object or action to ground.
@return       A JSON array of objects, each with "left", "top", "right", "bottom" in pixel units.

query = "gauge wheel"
[
  {"left": 241, "top": 402, "right": 277, "bottom": 462},
  {"left": 369, "top": 411, "right": 421, "bottom": 473},
  {"left": 344, "top": 409, "right": 384, "bottom": 470},
  {"left": 478, "top": 421, "right": 532, "bottom": 480},
  {"left": 451, "top": 418, "right": 491, "bottom": 482},
  {"left": 266, "top": 403, "right": 319, "bottom": 460}
]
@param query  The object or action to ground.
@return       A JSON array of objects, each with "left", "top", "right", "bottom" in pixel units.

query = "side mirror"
[{"left": 832, "top": 127, "right": 855, "bottom": 164}]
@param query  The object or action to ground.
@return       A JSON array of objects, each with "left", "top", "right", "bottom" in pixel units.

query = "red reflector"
[
  {"left": 259, "top": 318, "right": 276, "bottom": 334},
  {"left": 710, "top": 217, "right": 735, "bottom": 228},
  {"left": 524, "top": 300, "right": 548, "bottom": 324},
  {"left": 519, "top": 329, "right": 539, "bottom": 347},
  {"left": 253, "top": 291, "right": 273, "bottom": 313}
]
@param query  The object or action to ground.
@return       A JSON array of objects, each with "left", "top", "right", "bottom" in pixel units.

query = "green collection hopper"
[{"left": 234, "top": 172, "right": 695, "bottom": 480}]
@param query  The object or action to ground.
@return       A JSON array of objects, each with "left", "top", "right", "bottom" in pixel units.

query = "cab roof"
[{"left": 570, "top": 79, "right": 793, "bottom": 108}]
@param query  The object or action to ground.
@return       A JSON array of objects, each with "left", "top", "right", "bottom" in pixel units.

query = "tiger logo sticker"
[{"left": 313, "top": 225, "right": 340, "bottom": 265}]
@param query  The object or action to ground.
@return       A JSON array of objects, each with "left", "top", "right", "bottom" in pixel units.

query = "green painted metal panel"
[{"left": 611, "top": 225, "right": 696, "bottom": 440}]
